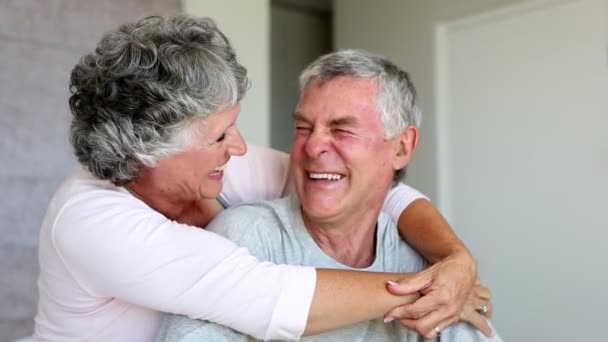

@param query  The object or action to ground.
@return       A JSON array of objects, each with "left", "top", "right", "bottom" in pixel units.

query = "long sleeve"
[{"left": 50, "top": 187, "right": 316, "bottom": 340}]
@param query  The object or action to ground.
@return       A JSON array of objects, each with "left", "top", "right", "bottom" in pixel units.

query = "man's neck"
[{"left": 302, "top": 206, "right": 382, "bottom": 268}]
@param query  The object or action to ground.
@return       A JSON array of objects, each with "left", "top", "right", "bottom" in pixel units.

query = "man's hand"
[{"left": 383, "top": 251, "right": 477, "bottom": 339}]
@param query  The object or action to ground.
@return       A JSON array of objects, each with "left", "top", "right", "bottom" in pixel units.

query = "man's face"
[{"left": 290, "top": 76, "right": 399, "bottom": 224}]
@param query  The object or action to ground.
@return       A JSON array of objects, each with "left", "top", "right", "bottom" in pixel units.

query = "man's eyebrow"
[
  {"left": 292, "top": 112, "right": 359, "bottom": 127},
  {"left": 330, "top": 116, "right": 359, "bottom": 127},
  {"left": 292, "top": 111, "right": 307, "bottom": 121}
]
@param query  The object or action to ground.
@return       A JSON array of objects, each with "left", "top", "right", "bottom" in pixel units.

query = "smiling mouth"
[
  {"left": 211, "top": 162, "right": 227, "bottom": 174},
  {"left": 308, "top": 172, "right": 344, "bottom": 181}
]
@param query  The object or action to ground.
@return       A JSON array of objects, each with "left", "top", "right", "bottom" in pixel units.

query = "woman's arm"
[
  {"left": 396, "top": 198, "right": 471, "bottom": 262},
  {"left": 306, "top": 270, "right": 418, "bottom": 335},
  {"left": 383, "top": 184, "right": 472, "bottom": 263},
  {"left": 54, "top": 189, "right": 422, "bottom": 341}
]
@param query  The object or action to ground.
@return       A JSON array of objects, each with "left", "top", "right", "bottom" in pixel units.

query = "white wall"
[
  {"left": 334, "top": 0, "right": 527, "bottom": 200},
  {"left": 182, "top": 0, "right": 271, "bottom": 146},
  {"left": 336, "top": 1, "right": 608, "bottom": 341},
  {"left": 438, "top": 2, "right": 608, "bottom": 341}
]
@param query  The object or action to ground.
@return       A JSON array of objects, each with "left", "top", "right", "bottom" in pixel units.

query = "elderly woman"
[{"left": 34, "top": 15, "right": 486, "bottom": 341}]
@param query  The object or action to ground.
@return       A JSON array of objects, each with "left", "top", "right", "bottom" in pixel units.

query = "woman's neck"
[{"left": 126, "top": 182, "right": 223, "bottom": 228}]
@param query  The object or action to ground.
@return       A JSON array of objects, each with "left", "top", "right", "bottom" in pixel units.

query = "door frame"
[{"left": 432, "top": 0, "right": 581, "bottom": 221}]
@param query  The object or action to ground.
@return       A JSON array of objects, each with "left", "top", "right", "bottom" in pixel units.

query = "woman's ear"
[{"left": 392, "top": 125, "right": 419, "bottom": 171}]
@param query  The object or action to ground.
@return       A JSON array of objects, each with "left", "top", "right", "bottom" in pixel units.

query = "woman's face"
[{"left": 152, "top": 104, "right": 247, "bottom": 201}]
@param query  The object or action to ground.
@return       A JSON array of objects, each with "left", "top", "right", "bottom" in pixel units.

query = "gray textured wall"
[{"left": 0, "top": 1, "right": 181, "bottom": 340}]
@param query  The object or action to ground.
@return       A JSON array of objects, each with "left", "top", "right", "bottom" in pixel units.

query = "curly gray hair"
[
  {"left": 69, "top": 15, "right": 249, "bottom": 185},
  {"left": 298, "top": 49, "right": 422, "bottom": 182}
]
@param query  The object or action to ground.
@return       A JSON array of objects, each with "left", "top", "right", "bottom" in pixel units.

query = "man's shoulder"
[
  {"left": 158, "top": 314, "right": 253, "bottom": 342},
  {"left": 209, "top": 197, "right": 291, "bottom": 232},
  {"left": 206, "top": 197, "right": 295, "bottom": 257}
]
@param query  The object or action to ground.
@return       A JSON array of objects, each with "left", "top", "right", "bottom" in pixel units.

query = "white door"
[{"left": 436, "top": 0, "right": 608, "bottom": 341}]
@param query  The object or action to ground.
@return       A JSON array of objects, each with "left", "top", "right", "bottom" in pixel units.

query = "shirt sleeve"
[
  {"left": 382, "top": 183, "right": 429, "bottom": 222},
  {"left": 220, "top": 145, "right": 291, "bottom": 206},
  {"left": 52, "top": 190, "right": 315, "bottom": 341}
]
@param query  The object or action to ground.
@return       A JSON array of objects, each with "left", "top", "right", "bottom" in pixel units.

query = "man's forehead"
[{"left": 296, "top": 78, "right": 381, "bottom": 123}]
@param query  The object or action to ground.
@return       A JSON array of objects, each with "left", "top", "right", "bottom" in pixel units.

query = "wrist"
[{"left": 448, "top": 247, "right": 478, "bottom": 279}]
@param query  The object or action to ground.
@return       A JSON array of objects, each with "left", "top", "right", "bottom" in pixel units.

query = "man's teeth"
[
  {"left": 309, "top": 173, "right": 343, "bottom": 181},
  {"left": 213, "top": 163, "right": 227, "bottom": 172}
]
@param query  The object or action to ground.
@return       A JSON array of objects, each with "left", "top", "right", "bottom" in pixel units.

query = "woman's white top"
[{"left": 33, "top": 145, "right": 425, "bottom": 341}]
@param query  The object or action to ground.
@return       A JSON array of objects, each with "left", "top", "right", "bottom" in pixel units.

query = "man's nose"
[{"left": 304, "top": 129, "right": 330, "bottom": 158}]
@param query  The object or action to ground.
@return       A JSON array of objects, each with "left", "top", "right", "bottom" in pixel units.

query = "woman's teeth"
[{"left": 213, "top": 163, "right": 227, "bottom": 172}]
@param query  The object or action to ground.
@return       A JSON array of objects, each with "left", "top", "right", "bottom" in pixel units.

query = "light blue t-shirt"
[{"left": 157, "top": 196, "right": 501, "bottom": 342}]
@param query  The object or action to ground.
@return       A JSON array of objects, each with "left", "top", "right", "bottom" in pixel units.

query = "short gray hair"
[
  {"left": 69, "top": 15, "right": 249, "bottom": 185},
  {"left": 299, "top": 49, "right": 421, "bottom": 182}
]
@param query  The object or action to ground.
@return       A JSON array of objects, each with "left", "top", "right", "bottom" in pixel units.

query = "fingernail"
[
  {"left": 383, "top": 317, "right": 395, "bottom": 323},
  {"left": 387, "top": 281, "right": 399, "bottom": 286}
]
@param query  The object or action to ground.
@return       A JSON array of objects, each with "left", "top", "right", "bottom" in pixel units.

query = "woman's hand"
[
  {"left": 383, "top": 251, "right": 478, "bottom": 339},
  {"left": 459, "top": 281, "right": 494, "bottom": 337}
]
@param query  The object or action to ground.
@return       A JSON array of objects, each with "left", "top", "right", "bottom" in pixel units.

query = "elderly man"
[{"left": 157, "top": 50, "right": 500, "bottom": 342}]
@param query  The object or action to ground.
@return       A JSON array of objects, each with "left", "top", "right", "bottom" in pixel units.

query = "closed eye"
[
  {"left": 216, "top": 132, "right": 226, "bottom": 142},
  {"left": 295, "top": 124, "right": 312, "bottom": 133},
  {"left": 332, "top": 128, "right": 354, "bottom": 136}
]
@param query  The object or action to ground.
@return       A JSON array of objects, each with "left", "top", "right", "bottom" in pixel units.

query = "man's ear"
[{"left": 391, "top": 125, "right": 419, "bottom": 171}]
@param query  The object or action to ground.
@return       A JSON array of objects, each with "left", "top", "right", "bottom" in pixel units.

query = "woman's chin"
[{"left": 200, "top": 182, "right": 223, "bottom": 199}]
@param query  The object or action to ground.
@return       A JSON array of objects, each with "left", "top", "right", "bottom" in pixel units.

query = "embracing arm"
[
  {"left": 306, "top": 270, "right": 418, "bottom": 335},
  {"left": 159, "top": 269, "right": 421, "bottom": 341},
  {"left": 383, "top": 183, "right": 473, "bottom": 264},
  {"left": 394, "top": 198, "right": 472, "bottom": 263},
  {"left": 55, "top": 191, "right": 422, "bottom": 341},
  {"left": 383, "top": 184, "right": 481, "bottom": 339}
]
